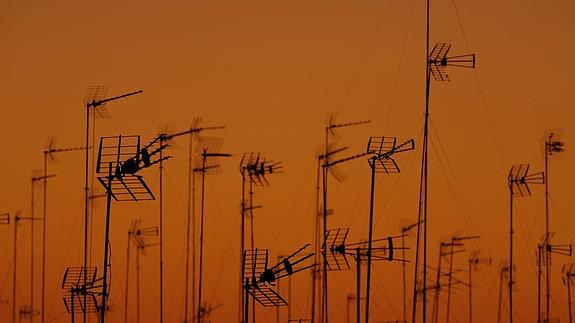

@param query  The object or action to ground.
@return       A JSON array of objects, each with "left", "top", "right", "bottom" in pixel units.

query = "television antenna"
[
  {"left": 242, "top": 244, "right": 315, "bottom": 323},
  {"left": 541, "top": 130, "right": 568, "bottom": 323},
  {"left": 239, "top": 152, "right": 282, "bottom": 322},
  {"left": 156, "top": 119, "right": 224, "bottom": 323},
  {"left": 468, "top": 251, "right": 491, "bottom": 323},
  {"left": 496, "top": 261, "right": 515, "bottom": 323},
  {"left": 82, "top": 86, "right": 142, "bottom": 323},
  {"left": 430, "top": 240, "right": 464, "bottom": 323},
  {"left": 61, "top": 266, "right": 102, "bottom": 323},
  {"left": 197, "top": 137, "right": 231, "bottom": 323},
  {"left": 123, "top": 219, "right": 159, "bottom": 323},
  {"left": 562, "top": 263, "right": 575, "bottom": 323},
  {"left": 41, "top": 137, "right": 85, "bottom": 323},
  {"left": 322, "top": 228, "right": 408, "bottom": 323},
  {"left": 507, "top": 164, "right": 544, "bottom": 323},
  {"left": 95, "top": 134, "right": 166, "bottom": 323},
  {"left": 412, "top": 32, "right": 476, "bottom": 323}
]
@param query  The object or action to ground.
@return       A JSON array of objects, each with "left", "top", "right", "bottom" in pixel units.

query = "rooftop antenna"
[
  {"left": 322, "top": 228, "right": 408, "bottom": 323},
  {"left": 431, "top": 240, "right": 463, "bottom": 323},
  {"left": 83, "top": 86, "right": 142, "bottom": 323},
  {"left": 445, "top": 235, "right": 479, "bottom": 323},
  {"left": 95, "top": 134, "right": 166, "bottom": 323},
  {"left": 239, "top": 152, "right": 282, "bottom": 323},
  {"left": 541, "top": 129, "right": 568, "bottom": 323},
  {"left": 61, "top": 266, "right": 100, "bottom": 323},
  {"left": 399, "top": 220, "right": 421, "bottom": 323},
  {"left": 12, "top": 210, "right": 42, "bottom": 323},
  {"left": 562, "top": 263, "right": 575, "bottom": 323},
  {"left": 41, "top": 137, "right": 85, "bottom": 323},
  {"left": 197, "top": 137, "right": 231, "bottom": 323},
  {"left": 29, "top": 172, "right": 54, "bottom": 323},
  {"left": 158, "top": 119, "right": 224, "bottom": 323},
  {"left": 468, "top": 251, "right": 491, "bottom": 323},
  {"left": 242, "top": 244, "right": 315, "bottom": 323},
  {"left": 322, "top": 113, "right": 370, "bottom": 323},
  {"left": 496, "top": 261, "right": 514, "bottom": 323},
  {"left": 412, "top": 35, "right": 475, "bottom": 323},
  {"left": 124, "top": 219, "right": 159, "bottom": 323},
  {"left": 507, "top": 164, "right": 544, "bottom": 323}
]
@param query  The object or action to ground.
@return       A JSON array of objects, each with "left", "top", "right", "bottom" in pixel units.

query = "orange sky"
[{"left": 1, "top": 0, "right": 574, "bottom": 322}]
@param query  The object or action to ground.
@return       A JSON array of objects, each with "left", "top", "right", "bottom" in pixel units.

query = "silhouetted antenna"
[
  {"left": 468, "top": 251, "right": 491, "bottom": 323},
  {"left": 497, "top": 260, "right": 515, "bottom": 323},
  {"left": 41, "top": 138, "right": 86, "bottom": 323},
  {"left": 95, "top": 134, "right": 162, "bottom": 323},
  {"left": 562, "top": 263, "right": 575, "bottom": 323},
  {"left": 541, "top": 129, "right": 567, "bottom": 323},
  {"left": 321, "top": 114, "right": 370, "bottom": 323},
  {"left": 431, "top": 240, "right": 465, "bottom": 323},
  {"left": 124, "top": 219, "right": 159, "bottom": 323},
  {"left": 428, "top": 43, "right": 475, "bottom": 82},
  {"left": 239, "top": 152, "right": 282, "bottom": 322},
  {"left": 243, "top": 245, "right": 314, "bottom": 323},
  {"left": 197, "top": 137, "right": 231, "bottom": 323},
  {"left": 61, "top": 266, "right": 100, "bottom": 323},
  {"left": 507, "top": 163, "right": 544, "bottom": 323},
  {"left": 82, "top": 86, "right": 143, "bottom": 323},
  {"left": 157, "top": 119, "right": 225, "bottom": 323}
]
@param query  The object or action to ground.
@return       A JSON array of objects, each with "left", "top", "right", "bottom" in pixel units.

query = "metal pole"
[
  {"left": 12, "top": 214, "right": 19, "bottom": 323},
  {"left": 31, "top": 180, "right": 35, "bottom": 323},
  {"left": 41, "top": 153, "right": 47, "bottom": 323},
  {"left": 402, "top": 235, "right": 407, "bottom": 323},
  {"left": 159, "top": 144, "right": 164, "bottom": 323},
  {"left": 568, "top": 276, "right": 572, "bottom": 323},
  {"left": 432, "top": 248, "right": 442, "bottom": 323},
  {"left": 83, "top": 103, "right": 90, "bottom": 323},
  {"left": 544, "top": 141, "right": 550, "bottom": 323},
  {"left": 468, "top": 259, "right": 472, "bottom": 323},
  {"left": 99, "top": 168, "right": 113, "bottom": 323},
  {"left": 537, "top": 245, "right": 541, "bottom": 323},
  {"left": 311, "top": 158, "right": 320, "bottom": 323},
  {"left": 124, "top": 233, "right": 131, "bottom": 323},
  {"left": 244, "top": 279, "right": 250, "bottom": 323},
  {"left": 197, "top": 152, "right": 207, "bottom": 323},
  {"left": 136, "top": 247, "right": 141, "bottom": 323},
  {"left": 446, "top": 244, "right": 455, "bottom": 323},
  {"left": 323, "top": 128, "right": 329, "bottom": 323},
  {"left": 240, "top": 174, "right": 246, "bottom": 323},
  {"left": 249, "top": 177, "right": 255, "bottom": 323},
  {"left": 365, "top": 161, "right": 376, "bottom": 323},
  {"left": 185, "top": 130, "right": 194, "bottom": 323},
  {"left": 356, "top": 249, "right": 361, "bottom": 323},
  {"left": 509, "top": 190, "right": 513, "bottom": 323}
]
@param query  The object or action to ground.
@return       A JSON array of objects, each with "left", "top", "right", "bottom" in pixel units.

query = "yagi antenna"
[{"left": 428, "top": 43, "right": 476, "bottom": 82}]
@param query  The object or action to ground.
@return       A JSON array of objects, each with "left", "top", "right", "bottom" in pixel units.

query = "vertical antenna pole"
[
  {"left": 197, "top": 151, "right": 207, "bottom": 323},
  {"left": 497, "top": 269, "right": 503, "bottom": 323},
  {"left": 402, "top": 233, "right": 407, "bottom": 323},
  {"left": 468, "top": 259, "right": 472, "bottom": 323},
  {"left": 446, "top": 243, "right": 455, "bottom": 323},
  {"left": 240, "top": 174, "right": 246, "bottom": 323},
  {"left": 568, "top": 276, "right": 573, "bottom": 323},
  {"left": 159, "top": 142, "right": 164, "bottom": 323},
  {"left": 100, "top": 165, "right": 114, "bottom": 323},
  {"left": 364, "top": 160, "right": 376, "bottom": 323},
  {"left": 41, "top": 153, "right": 47, "bottom": 323},
  {"left": 432, "top": 249, "right": 441, "bottom": 323},
  {"left": 544, "top": 140, "right": 550, "bottom": 323},
  {"left": 356, "top": 249, "right": 361, "bottom": 323},
  {"left": 124, "top": 233, "right": 131, "bottom": 323},
  {"left": 311, "top": 158, "right": 320, "bottom": 323},
  {"left": 249, "top": 177, "right": 255, "bottom": 323},
  {"left": 185, "top": 131, "right": 194, "bottom": 323},
  {"left": 244, "top": 279, "right": 249, "bottom": 323},
  {"left": 322, "top": 128, "right": 329, "bottom": 323},
  {"left": 12, "top": 215, "right": 19, "bottom": 323},
  {"left": 509, "top": 189, "right": 514, "bottom": 323},
  {"left": 31, "top": 179, "right": 35, "bottom": 323},
  {"left": 83, "top": 103, "right": 90, "bottom": 323},
  {"left": 137, "top": 247, "right": 141, "bottom": 323},
  {"left": 537, "top": 245, "right": 542, "bottom": 323}
]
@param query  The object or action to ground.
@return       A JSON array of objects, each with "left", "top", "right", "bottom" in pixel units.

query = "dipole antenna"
[
  {"left": 239, "top": 152, "right": 282, "bottom": 323},
  {"left": 562, "top": 263, "right": 575, "bottom": 323},
  {"left": 468, "top": 251, "right": 491, "bottom": 323},
  {"left": 95, "top": 134, "right": 166, "bottom": 323},
  {"left": 507, "top": 164, "right": 544, "bottom": 323},
  {"left": 41, "top": 137, "right": 85, "bottom": 323},
  {"left": 322, "top": 113, "right": 370, "bottom": 323},
  {"left": 197, "top": 137, "right": 231, "bottom": 323},
  {"left": 541, "top": 129, "right": 568, "bottom": 323},
  {"left": 158, "top": 118, "right": 224, "bottom": 323},
  {"left": 412, "top": 39, "right": 476, "bottom": 323},
  {"left": 83, "top": 86, "right": 142, "bottom": 323},
  {"left": 29, "top": 172, "right": 54, "bottom": 323}
]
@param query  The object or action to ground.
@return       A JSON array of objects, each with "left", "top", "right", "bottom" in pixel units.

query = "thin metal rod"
[
  {"left": 537, "top": 245, "right": 541, "bottom": 323},
  {"left": 185, "top": 130, "right": 194, "bottom": 323},
  {"left": 509, "top": 190, "right": 513, "bottom": 323},
  {"left": 249, "top": 177, "right": 255, "bottom": 323},
  {"left": 497, "top": 268, "right": 503, "bottom": 323},
  {"left": 244, "top": 279, "right": 249, "bottom": 323},
  {"left": 311, "top": 158, "right": 320, "bottom": 323},
  {"left": 41, "top": 154, "right": 47, "bottom": 323},
  {"left": 446, "top": 243, "right": 455, "bottom": 323},
  {"left": 240, "top": 174, "right": 246, "bottom": 323},
  {"left": 83, "top": 101, "right": 90, "bottom": 323},
  {"left": 31, "top": 179, "right": 35, "bottom": 323},
  {"left": 100, "top": 171, "right": 114, "bottom": 323},
  {"left": 468, "top": 260, "right": 472, "bottom": 323},
  {"left": 357, "top": 249, "right": 361, "bottom": 323},
  {"left": 159, "top": 146, "right": 164, "bottom": 323},
  {"left": 137, "top": 247, "right": 141, "bottom": 323},
  {"left": 432, "top": 248, "right": 442, "bottom": 323},
  {"left": 12, "top": 215, "right": 19, "bottom": 323},
  {"left": 197, "top": 153, "right": 207, "bottom": 323},
  {"left": 568, "top": 277, "right": 572, "bottom": 323},
  {"left": 364, "top": 161, "right": 376, "bottom": 323},
  {"left": 322, "top": 127, "right": 329, "bottom": 323},
  {"left": 544, "top": 142, "right": 550, "bottom": 323},
  {"left": 402, "top": 234, "right": 407, "bottom": 323},
  {"left": 124, "top": 233, "right": 131, "bottom": 323}
]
